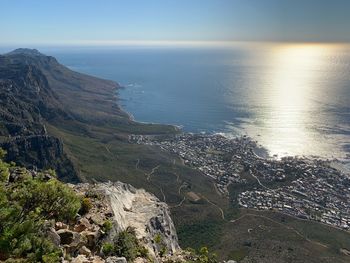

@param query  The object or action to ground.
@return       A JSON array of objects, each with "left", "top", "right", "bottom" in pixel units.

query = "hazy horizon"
[{"left": 1, "top": 0, "right": 350, "bottom": 45}]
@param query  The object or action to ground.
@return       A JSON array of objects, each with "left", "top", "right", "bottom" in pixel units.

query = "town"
[{"left": 130, "top": 133, "right": 350, "bottom": 230}]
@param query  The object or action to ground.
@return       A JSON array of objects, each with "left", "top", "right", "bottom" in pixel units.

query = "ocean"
[{"left": 12, "top": 43, "right": 350, "bottom": 161}]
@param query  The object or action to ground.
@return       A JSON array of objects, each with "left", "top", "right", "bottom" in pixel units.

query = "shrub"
[
  {"left": 159, "top": 246, "right": 167, "bottom": 257},
  {"left": 0, "top": 156, "right": 82, "bottom": 262},
  {"left": 114, "top": 227, "right": 148, "bottom": 261},
  {"left": 154, "top": 233, "right": 162, "bottom": 244},
  {"left": 103, "top": 220, "right": 113, "bottom": 232},
  {"left": 0, "top": 148, "right": 6, "bottom": 159},
  {"left": 8, "top": 175, "right": 81, "bottom": 221},
  {"left": 102, "top": 242, "right": 114, "bottom": 256},
  {"left": 185, "top": 246, "right": 218, "bottom": 263},
  {"left": 80, "top": 197, "right": 93, "bottom": 215}
]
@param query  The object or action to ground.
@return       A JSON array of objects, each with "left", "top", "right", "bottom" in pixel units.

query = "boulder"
[
  {"left": 55, "top": 221, "right": 69, "bottom": 230},
  {"left": 81, "top": 230, "right": 100, "bottom": 248},
  {"left": 71, "top": 255, "right": 89, "bottom": 263},
  {"left": 106, "top": 257, "right": 127, "bottom": 263},
  {"left": 47, "top": 227, "right": 60, "bottom": 246},
  {"left": 91, "top": 256, "right": 105, "bottom": 263},
  {"left": 79, "top": 245, "right": 91, "bottom": 256},
  {"left": 74, "top": 218, "right": 92, "bottom": 232},
  {"left": 133, "top": 257, "right": 148, "bottom": 263},
  {"left": 90, "top": 214, "right": 105, "bottom": 226}
]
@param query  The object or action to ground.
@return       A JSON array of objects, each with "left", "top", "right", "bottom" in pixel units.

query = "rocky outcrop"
[
  {"left": 100, "top": 182, "right": 180, "bottom": 257},
  {"left": 47, "top": 182, "right": 182, "bottom": 262}
]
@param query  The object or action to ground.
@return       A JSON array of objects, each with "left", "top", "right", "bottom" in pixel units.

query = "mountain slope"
[
  {"left": 0, "top": 49, "right": 177, "bottom": 182},
  {"left": 0, "top": 50, "right": 78, "bottom": 181}
]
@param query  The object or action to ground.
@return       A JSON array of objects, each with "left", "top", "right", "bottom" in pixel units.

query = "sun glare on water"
[{"left": 250, "top": 43, "right": 343, "bottom": 157}]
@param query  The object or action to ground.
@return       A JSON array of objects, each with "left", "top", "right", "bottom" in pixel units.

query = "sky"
[{"left": 1, "top": 0, "right": 350, "bottom": 46}]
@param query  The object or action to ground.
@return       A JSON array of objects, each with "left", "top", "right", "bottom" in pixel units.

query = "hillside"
[
  {"left": 0, "top": 49, "right": 176, "bottom": 182},
  {"left": 0, "top": 152, "right": 219, "bottom": 262}
]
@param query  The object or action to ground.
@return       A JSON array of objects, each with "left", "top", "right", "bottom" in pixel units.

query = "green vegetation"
[
  {"left": 114, "top": 227, "right": 148, "bottom": 261},
  {"left": 101, "top": 227, "right": 149, "bottom": 261},
  {"left": 227, "top": 248, "right": 248, "bottom": 262},
  {"left": 154, "top": 233, "right": 162, "bottom": 244},
  {"left": 79, "top": 197, "right": 93, "bottom": 215},
  {"left": 184, "top": 247, "right": 218, "bottom": 263},
  {"left": 0, "top": 150, "right": 81, "bottom": 262},
  {"left": 177, "top": 220, "right": 224, "bottom": 250},
  {"left": 101, "top": 242, "right": 114, "bottom": 256},
  {"left": 102, "top": 220, "right": 113, "bottom": 232}
]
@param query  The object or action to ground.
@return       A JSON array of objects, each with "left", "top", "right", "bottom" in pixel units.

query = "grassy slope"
[{"left": 48, "top": 118, "right": 350, "bottom": 262}]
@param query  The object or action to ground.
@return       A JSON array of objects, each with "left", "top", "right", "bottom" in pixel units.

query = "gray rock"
[
  {"left": 106, "top": 257, "right": 127, "bottom": 263},
  {"left": 71, "top": 255, "right": 88, "bottom": 263},
  {"left": 74, "top": 218, "right": 91, "bottom": 232},
  {"left": 100, "top": 182, "right": 180, "bottom": 258},
  {"left": 81, "top": 230, "right": 99, "bottom": 248},
  {"left": 47, "top": 227, "right": 60, "bottom": 246},
  {"left": 78, "top": 245, "right": 91, "bottom": 256},
  {"left": 55, "top": 221, "right": 69, "bottom": 230}
]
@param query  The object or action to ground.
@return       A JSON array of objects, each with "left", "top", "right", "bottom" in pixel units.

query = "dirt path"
[
  {"left": 171, "top": 196, "right": 186, "bottom": 208},
  {"left": 104, "top": 143, "right": 118, "bottom": 159},
  {"left": 146, "top": 165, "right": 160, "bottom": 181},
  {"left": 230, "top": 213, "right": 328, "bottom": 249},
  {"left": 135, "top": 159, "right": 140, "bottom": 169},
  {"left": 104, "top": 145, "right": 113, "bottom": 156},
  {"left": 178, "top": 183, "right": 187, "bottom": 195},
  {"left": 201, "top": 195, "right": 226, "bottom": 221},
  {"left": 158, "top": 185, "right": 166, "bottom": 202}
]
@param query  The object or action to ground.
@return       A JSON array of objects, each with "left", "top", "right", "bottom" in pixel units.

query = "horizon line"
[{"left": 1, "top": 40, "right": 349, "bottom": 48}]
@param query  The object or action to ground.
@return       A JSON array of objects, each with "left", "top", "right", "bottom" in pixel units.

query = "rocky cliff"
[
  {"left": 56, "top": 182, "right": 182, "bottom": 262},
  {"left": 0, "top": 49, "right": 79, "bottom": 181},
  {"left": 100, "top": 182, "right": 180, "bottom": 257}
]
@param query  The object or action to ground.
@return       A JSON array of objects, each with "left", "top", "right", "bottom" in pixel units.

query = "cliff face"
[
  {"left": 100, "top": 182, "right": 180, "bottom": 258},
  {"left": 55, "top": 182, "right": 182, "bottom": 262},
  {"left": 0, "top": 50, "right": 79, "bottom": 182}
]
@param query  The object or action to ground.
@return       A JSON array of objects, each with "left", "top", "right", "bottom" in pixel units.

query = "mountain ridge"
[{"left": 0, "top": 48, "right": 176, "bottom": 181}]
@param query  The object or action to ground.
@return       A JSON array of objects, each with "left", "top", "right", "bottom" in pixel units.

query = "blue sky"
[{"left": 1, "top": 0, "right": 350, "bottom": 45}]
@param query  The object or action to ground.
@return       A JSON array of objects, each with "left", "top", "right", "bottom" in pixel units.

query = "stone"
[
  {"left": 55, "top": 221, "right": 69, "bottom": 230},
  {"left": 81, "top": 230, "right": 99, "bottom": 248},
  {"left": 90, "top": 213, "right": 104, "bottom": 226},
  {"left": 78, "top": 245, "right": 91, "bottom": 256},
  {"left": 91, "top": 256, "right": 105, "bottom": 263},
  {"left": 133, "top": 257, "right": 147, "bottom": 263},
  {"left": 100, "top": 182, "right": 180, "bottom": 258},
  {"left": 9, "top": 169, "right": 32, "bottom": 182},
  {"left": 227, "top": 261, "right": 237, "bottom": 263},
  {"left": 74, "top": 224, "right": 87, "bottom": 233},
  {"left": 74, "top": 218, "right": 92, "bottom": 232},
  {"left": 70, "top": 232, "right": 86, "bottom": 251},
  {"left": 71, "top": 255, "right": 89, "bottom": 263},
  {"left": 47, "top": 227, "right": 60, "bottom": 246},
  {"left": 80, "top": 218, "right": 92, "bottom": 228},
  {"left": 106, "top": 257, "right": 127, "bottom": 263}
]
